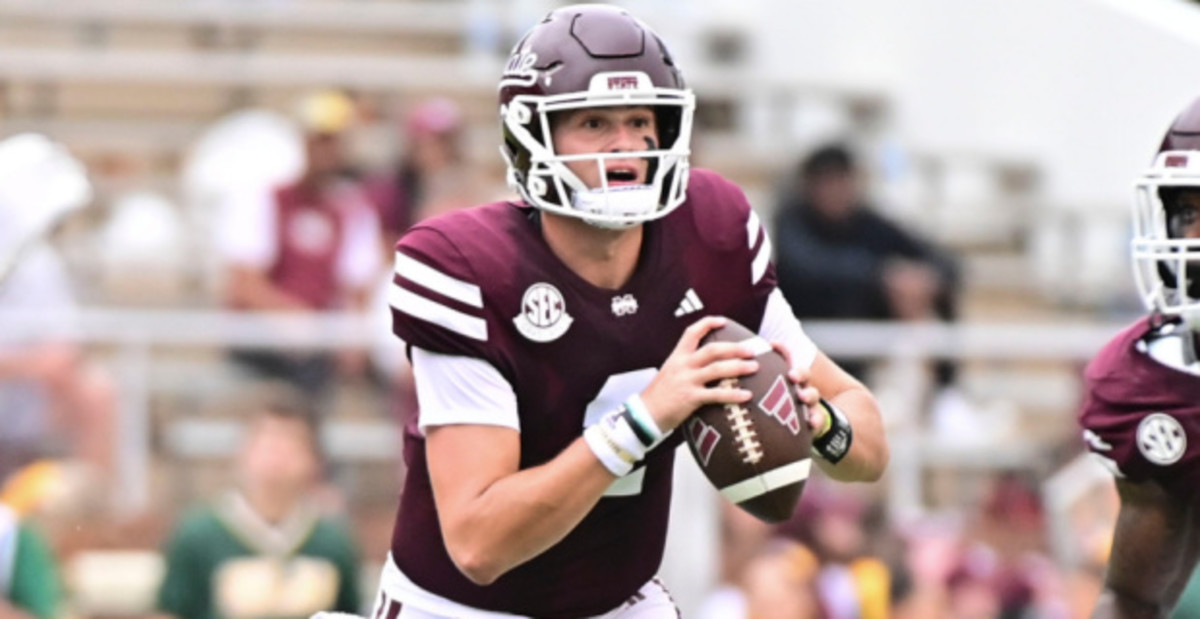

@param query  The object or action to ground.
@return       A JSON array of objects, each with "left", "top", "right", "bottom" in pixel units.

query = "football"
[{"left": 683, "top": 319, "right": 813, "bottom": 523}]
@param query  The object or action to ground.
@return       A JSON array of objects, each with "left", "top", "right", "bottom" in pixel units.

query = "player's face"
[
  {"left": 551, "top": 106, "right": 657, "bottom": 189},
  {"left": 1167, "top": 189, "right": 1200, "bottom": 239}
]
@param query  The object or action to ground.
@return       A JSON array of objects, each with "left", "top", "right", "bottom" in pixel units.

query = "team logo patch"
[
  {"left": 1137, "top": 412, "right": 1186, "bottom": 466},
  {"left": 513, "top": 282, "right": 573, "bottom": 342},
  {"left": 611, "top": 294, "right": 638, "bottom": 317}
]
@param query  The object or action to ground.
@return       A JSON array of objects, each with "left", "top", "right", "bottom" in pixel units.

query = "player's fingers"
[
  {"left": 806, "top": 400, "right": 829, "bottom": 433},
  {"left": 694, "top": 341, "right": 757, "bottom": 366},
  {"left": 702, "top": 378, "right": 754, "bottom": 404},
  {"left": 771, "top": 341, "right": 794, "bottom": 368},
  {"left": 694, "top": 358, "right": 758, "bottom": 387},
  {"left": 676, "top": 315, "right": 728, "bottom": 353},
  {"left": 787, "top": 366, "right": 812, "bottom": 386},
  {"left": 795, "top": 385, "right": 820, "bottom": 407}
]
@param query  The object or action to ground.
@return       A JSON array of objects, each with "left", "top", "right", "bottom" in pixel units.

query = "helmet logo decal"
[
  {"left": 514, "top": 282, "right": 573, "bottom": 342},
  {"left": 500, "top": 49, "right": 539, "bottom": 89},
  {"left": 1137, "top": 412, "right": 1186, "bottom": 466},
  {"left": 1167, "top": 154, "right": 1189, "bottom": 168},
  {"left": 608, "top": 76, "right": 639, "bottom": 90}
]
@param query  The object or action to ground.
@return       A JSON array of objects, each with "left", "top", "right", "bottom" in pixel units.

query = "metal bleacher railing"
[{"left": 2, "top": 308, "right": 1122, "bottom": 528}]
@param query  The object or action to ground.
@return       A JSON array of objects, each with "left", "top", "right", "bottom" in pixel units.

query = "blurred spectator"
[
  {"left": 216, "top": 90, "right": 384, "bottom": 399},
  {"left": 772, "top": 143, "right": 961, "bottom": 400},
  {"left": 0, "top": 133, "right": 117, "bottom": 483},
  {"left": 364, "top": 98, "right": 490, "bottom": 433},
  {"left": 698, "top": 538, "right": 822, "bottom": 619},
  {"left": 155, "top": 383, "right": 360, "bottom": 619},
  {"left": 364, "top": 97, "right": 484, "bottom": 248},
  {"left": 0, "top": 502, "right": 61, "bottom": 619}
]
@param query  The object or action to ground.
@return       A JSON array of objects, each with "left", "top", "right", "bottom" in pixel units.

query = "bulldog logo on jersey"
[
  {"left": 611, "top": 294, "right": 638, "bottom": 317},
  {"left": 514, "top": 282, "right": 573, "bottom": 342},
  {"left": 1137, "top": 412, "right": 1186, "bottom": 466}
]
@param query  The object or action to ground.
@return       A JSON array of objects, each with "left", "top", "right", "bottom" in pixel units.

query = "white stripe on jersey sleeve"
[
  {"left": 390, "top": 285, "right": 488, "bottom": 342},
  {"left": 395, "top": 251, "right": 483, "bottom": 308},
  {"left": 758, "top": 288, "right": 817, "bottom": 370},
  {"left": 412, "top": 347, "right": 519, "bottom": 433},
  {"left": 746, "top": 209, "right": 761, "bottom": 248},
  {"left": 751, "top": 232, "right": 772, "bottom": 285}
]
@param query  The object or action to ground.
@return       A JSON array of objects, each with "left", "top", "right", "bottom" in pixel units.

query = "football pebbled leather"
[{"left": 683, "top": 319, "right": 813, "bottom": 523}]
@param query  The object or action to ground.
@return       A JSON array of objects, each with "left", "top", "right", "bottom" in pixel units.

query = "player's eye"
[{"left": 1169, "top": 204, "right": 1200, "bottom": 237}]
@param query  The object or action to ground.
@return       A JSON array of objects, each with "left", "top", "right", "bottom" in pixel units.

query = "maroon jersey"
[
  {"left": 389, "top": 169, "right": 775, "bottom": 617},
  {"left": 1079, "top": 315, "right": 1200, "bottom": 491},
  {"left": 267, "top": 181, "right": 365, "bottom": 310}
]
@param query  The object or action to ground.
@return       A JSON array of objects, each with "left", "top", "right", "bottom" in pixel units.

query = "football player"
[
  {"left": 375, "top": 5, "right": 889, "bottom": 618},
  {"left": 1082, "top": 95, "right": 1200, "bottom": 618}
]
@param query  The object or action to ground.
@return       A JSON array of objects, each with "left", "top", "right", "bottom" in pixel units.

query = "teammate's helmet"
[
  {"left": 498, "top": 4, "right": 695, "bottom": 229},
  {"left": 1132, "top": 96, "right": 1200, "bottom": 316}
]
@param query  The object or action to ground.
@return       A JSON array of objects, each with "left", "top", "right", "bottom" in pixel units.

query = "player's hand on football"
[
  {"left": 790, "top": 367, "right": 829, "bottom": 436},
  {"left": 640, "top": 316, "right": 758, "bottom": 432},
  {"left": 771, "top": 342, "right": 826, "bottom": 437}
]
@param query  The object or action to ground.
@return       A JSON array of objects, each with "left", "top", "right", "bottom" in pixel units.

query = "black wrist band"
[
  {"left": 620, "top": 406, "right": 656, "bottom": 447},
  {"left": 813, "top": 398, "right": 853, "bottom": 464}
]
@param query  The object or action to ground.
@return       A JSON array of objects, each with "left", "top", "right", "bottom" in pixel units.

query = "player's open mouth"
[{"left": 606, "top": 167, "right": 640, "bottom": 185}]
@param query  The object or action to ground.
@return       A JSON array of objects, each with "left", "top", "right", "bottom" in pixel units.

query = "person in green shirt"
[
  {"left": 0, "top": 503, "right": 60, "bottom": 619},
  {"left": 155, "top": 384, "right": 361, "bottom": 619}
]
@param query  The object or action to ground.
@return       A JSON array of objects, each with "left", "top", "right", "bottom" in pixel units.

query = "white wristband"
[
  {"left": 584, "top": 424, "right": 636, "bottom": 477},
  {"left": 600, "top": 411, "right": 648, "bottom": 461}
]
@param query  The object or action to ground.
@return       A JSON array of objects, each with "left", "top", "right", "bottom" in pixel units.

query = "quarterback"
[
  {"left": 1082, "top": 95, "right": 1200, "bottom": 618},
  {"left": 376, "top": 5, "right": 888, "bottom": 618}
]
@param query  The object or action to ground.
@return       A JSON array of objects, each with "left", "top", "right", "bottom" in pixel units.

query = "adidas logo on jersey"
[{"left": 674, "top": 288, "right": 704, "bottom": 317}]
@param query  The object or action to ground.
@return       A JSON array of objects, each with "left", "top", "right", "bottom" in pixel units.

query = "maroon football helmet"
[
  {"left": 1132, "top": 96, "right": 1200, "bottom": 315},
  {"left": 498, "top": 4, "right": 695, "bottom": 229}
]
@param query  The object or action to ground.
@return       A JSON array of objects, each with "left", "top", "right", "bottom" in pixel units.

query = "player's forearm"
[
  {"left": 442, "top": 438, "right": 616, "bottom": 585},
  {"left": 814, "top": 387, "right": 888, "bottom": 482}
]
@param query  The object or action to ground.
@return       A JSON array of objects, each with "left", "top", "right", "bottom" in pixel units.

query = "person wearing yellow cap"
[{"left": 216, "top": 90, "right": 384, "bottom": 398}]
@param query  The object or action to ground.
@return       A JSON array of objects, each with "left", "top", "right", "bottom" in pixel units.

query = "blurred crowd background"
[{"left": 2, "top": 0, "right": 1198, "bottom": 617}]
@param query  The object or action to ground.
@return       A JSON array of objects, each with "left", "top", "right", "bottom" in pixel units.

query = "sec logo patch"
[
  {"left": 513, "top": 282, "right": 573, "bottom": 342},
  {"left": 1137, "top": 412, "right": 1186, "bottom": 466}
]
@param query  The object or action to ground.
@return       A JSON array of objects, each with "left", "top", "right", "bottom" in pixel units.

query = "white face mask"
[
  {"left": 571, "top": 182, "right": 660, "bottom": 230},
  {"left": 501, "top": 76, "right": 695, "bottom": 229},
  {"left": 1132, "top": 151, "right": 1200, "bottom": 317}
]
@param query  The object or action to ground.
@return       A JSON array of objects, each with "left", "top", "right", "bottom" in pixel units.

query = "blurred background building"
[{"left": 0, "top": 0, "right": 1192, "bottom": 616}]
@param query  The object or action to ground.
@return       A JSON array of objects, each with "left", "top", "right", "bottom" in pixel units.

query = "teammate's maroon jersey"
[
  {"left": 266, "top": 182, "right": 357, "bottom": 310},
  {"left": 1079, "top": 315, "right": 1200, "bottom": 491},
  {"left": 388, "top": 169, "right": 776, "bottom": 617}
]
